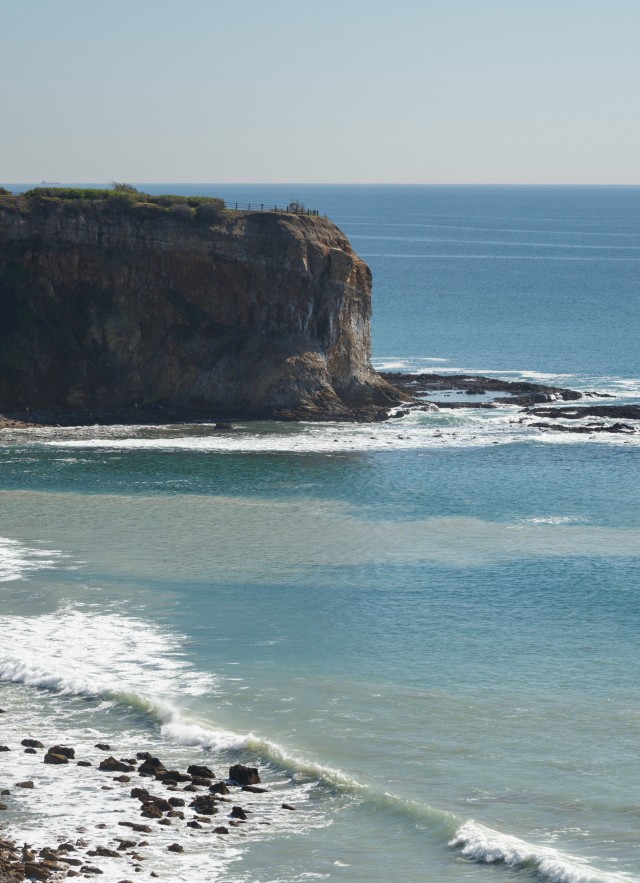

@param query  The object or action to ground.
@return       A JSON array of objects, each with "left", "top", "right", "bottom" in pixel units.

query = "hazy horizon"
[{"left": 2, "top": 0, "right": 639, "bottom": 186}]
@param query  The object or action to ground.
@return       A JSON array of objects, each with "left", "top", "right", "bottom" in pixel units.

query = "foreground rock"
[{"left": 0, "top": 192, "right": 401, "bottom": 423}]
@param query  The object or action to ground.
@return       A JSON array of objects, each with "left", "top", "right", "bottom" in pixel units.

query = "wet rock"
[
  {"left": 80, "top": 866, "right": 103, "bottom": 874},
  {"left": 117, "top": 822, "right": 152, "bottom": 834},
  {"left": 186, "top": 820, "right": 201, "bottom": 829},
  {"left": 115, "top": 840, "right": 136, "bottom": 850},
  {"left": 190, "top": 776, "right": 212, "bottom": 786},
  {"left": 187, "top": 764, "right": 214, "bottom": 779},
  {"left": 130, "top": 788, "right": 151, "bottom": 801},
  {"left": 58, "top": 844, "right": 76, "bottom": 852},
  {"left": 281, "top": 803, "right": 297, "bottom": 811},
  {"left": 16, "top": 780, "right": 35, "bottom": 788},
  {"left": 213, "top": 826, "right": 229, "bottom": 834},
  {"left": 167, "top": 843, "right": 183, "bottom": 853},
  {"left": 94, "top": 743, "right": 111, "bottom": 751},
  {"left": 24, "top": 747, "right": 37, "bottom": 754},
  {"left": 241, "top": 784, "right": 268, "bottom": 793},
  {"left": 168, "top": 797, "right": 185, "bottom": 807},
  {"left": 99, "top": 756, "right": 134, "bottom": 773},
  {"left": 23, "top": 861, "right": 54, "bottom": 880},
  {"left": 136, "top": 751, "right": 152, "bottom": 760},
  {"left": 44, "top": 752, "right": 69, "bottom": 764},
  {"left": 228, "top": 764, "right": 260, "bottom": 786},
  {"left": 77, "top": 760, "right": 92, "bottom": 767},
  {"left": 167, "top": 810, "right": 184, "bottom": 819},
  {"left": 140, "top": 803, "right": 163, "bottom": 819},
  {"left": 21, "top": 739, "right": 44, "bottom": 749},
  {"left": 158, "top": 818, "right": 172, "bottom": 826},
  {"left": 156, "top": 769, "right": 191, "bottom": 783},
  {"left": 191, "top": 795, "right": 217, "bottom": 815},
  {"left": 0, "top": 745, "right": 10, "bottom": 751},
  {"left": 92, "top": 847, "right": 120, "bottom": 858},
  {"left": 230, "top": 806, "right": 247, "bottom": 820},
  {"left": 113, "top": 775, "right": 131, "bottom": 783},
  {"left": 0, "top": 802, "right": 7, "bottom": 810},
  {"left": 137, "top": 757, "right": 165, "bottom": 776},
  {"left": 1, "top": 788, "right": 10, "bottom": 794},
  {"left": 210, "top": 782, "right": 230, "bottom": 795},
  {"left": 48, "top": 745, "right": 75, "bottom": 759}
]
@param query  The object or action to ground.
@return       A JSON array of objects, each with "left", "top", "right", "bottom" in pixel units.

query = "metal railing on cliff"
[{"left": 225, "top": 200, "right": 320, "bottom": 216}]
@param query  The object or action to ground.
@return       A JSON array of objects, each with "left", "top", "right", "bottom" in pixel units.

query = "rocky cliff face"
[{"left": 0, "top": 195, "right": 400, "bottom": 421}]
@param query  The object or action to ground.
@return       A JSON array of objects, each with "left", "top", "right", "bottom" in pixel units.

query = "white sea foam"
[
  {"left": 0, "top": 606, "right": 332, "bottom": 880},
  {"left": 0, "top": 536, "right": 66, "bottom": 582},
  {"left": 451, "top": 821, "right": 634, "bottom": 883}
]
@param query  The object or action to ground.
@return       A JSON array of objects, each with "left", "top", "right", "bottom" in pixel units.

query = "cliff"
[{"left": 0, "top": 192, "right": 400, "bottom": 422}]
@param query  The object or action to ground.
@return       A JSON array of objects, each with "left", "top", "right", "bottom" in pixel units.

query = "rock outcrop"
[{"left": 0, "top": 193, "right": 400, "bottom": 421}]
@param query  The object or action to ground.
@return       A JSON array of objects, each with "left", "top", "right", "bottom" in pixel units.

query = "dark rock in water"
[
  {"left": 155, "top": 769, "right": 191, "bottom": 783},
  {"left": 136, "top": 751, "right": 152, "bottom": 761},
  {"left": 0, "top": 745, "right": 10, "bottom": 751},
  {"left": 230, "top": 806, "right": 247, "bottom": 820},
  {"left": 89, "top": 847, "right": 120, "bottom": 858},
  {"left": 113, "top": 775, "right": 131, "bottom": 783},
  {"left": 0, "top": 708, "right": 5, "bottom": 713},
  {"left": 158, "top": 817, "right": 172, "bottom": 826},
  {"left": 24, "top": 747, "right": 37, "bottom": 754},
  {"left": 528, "top": 404, "right": 640, "bottom": 421},
  {"left": 210, "top": 782, "right": 230, "bottom": 795},
  {"left": 44, "top": 752, "right": 69, "bottom": 764},
  {"left": 281, "top": 803, "right": 297, "bottom": 811},
  {"left": 116, "top": 839, "right": 136, "bottom": 850},
  {"left": 21, "top": 739, "right": 44, "bottom": 749},
  {"left": 228, "top": 764, "right": 260, "bottom": 786},
  {"left": 0, "top": 802, "right": 7, "bottom": 810},
  {"left": 213, "top": 826, "right": 229, "bottom": 835},
  {"left": 117, "top": 822, "right": 152, "bottom": 833},
  {"left": 77, "top": 760, "right": 92, "bottom": 767},
  {"left": 167, "top": 810, "right": 184, "bottom": 819},
  {"left": 168, "top": 797, "right": 185, "bottom": 807},
  {"left": 79, "top": 865, "right": 103, "bottom": 875},
  {"left": 191, "top": 795, "right": 217, "bottom": 816},
  {"left": 186, "top": 820, "right": 202, "bottom": 829},
  {"left": 137, "top": 757, "right": 165, "bottom": 776},
  {"left": 99, "top": 756, "right": 134, "bottom": 773},
  {"left": 48, "top": 744, "right": 75, "bottom": 759},
  {"left": 130, "top": 787, "right": 151, "bottom": 801},
  {"left": 241, "top": 784, "right": 268, "bottom": 793},
  {"left": 140, "top": 803, "right": 163, "bottom": 819},
  {"left": 16, "top": 780, "right": 34, "bottom": 788},
  {"left": 1, "top": 788, "right": 10, "bottom": 794},
  {"left": 190, "top": 776, "right": 212, "bottom": 787},
  {"left": 214, "top": 422, "right": 234, "bottom": 431},
  {"left": 94, "top": 743, "right": 111, "bottom": 751},
  {"left": 167, "top": 843, "right": 184, "bottom": 853}
]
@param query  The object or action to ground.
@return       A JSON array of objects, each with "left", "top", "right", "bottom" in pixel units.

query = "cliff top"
[{"left": 0, "top": 186, "right": 320, "bottom": 224}]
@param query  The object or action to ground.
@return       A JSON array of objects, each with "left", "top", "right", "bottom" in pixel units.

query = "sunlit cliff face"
[{"left": 0, "top": 197, "right": 400, "bottom": 421}]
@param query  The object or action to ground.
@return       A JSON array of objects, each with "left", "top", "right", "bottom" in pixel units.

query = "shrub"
[
  {"left": 169, "top": 203, "right": 195, "bottom": 220},
  {"left": 110, "top": 181, "right": 139, "bottom": 193},
  {"left": 195, "top": 199, "right": 226, "bottom": 223},
  {"left": 0, "top": 187, "right": 11, "bottom": 196}
]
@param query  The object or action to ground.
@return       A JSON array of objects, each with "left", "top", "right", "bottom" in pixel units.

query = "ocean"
[{"left": 1, "top": 185, "right": 639, "bottom": 882}]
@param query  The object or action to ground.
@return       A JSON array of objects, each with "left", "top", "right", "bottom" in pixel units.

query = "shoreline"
[
  {"left": 0, "top": 712, "right": 294, "bottom": 881},
  {"left": 2, "top": 373, "right": 638, "bottom": 437}
]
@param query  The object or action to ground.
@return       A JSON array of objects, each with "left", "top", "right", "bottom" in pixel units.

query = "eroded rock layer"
[{"left": 0, "top": 195, "right": 400, "bottom": 421}]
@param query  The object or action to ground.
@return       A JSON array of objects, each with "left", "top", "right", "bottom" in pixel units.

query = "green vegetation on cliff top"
[{"left": 12, "top": 184, "right": 227, "bottom": 222}]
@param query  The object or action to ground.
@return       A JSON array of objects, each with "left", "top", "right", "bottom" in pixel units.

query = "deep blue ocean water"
[{"left": 1, "top": 186, "right": 639, "bottom": 883}]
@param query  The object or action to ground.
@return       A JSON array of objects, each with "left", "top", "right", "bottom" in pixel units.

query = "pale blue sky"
[{"left": 2, "top": 0, "right": 639, "bottom": 184}]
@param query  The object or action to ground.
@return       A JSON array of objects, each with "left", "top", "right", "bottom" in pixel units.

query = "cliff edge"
[{"left": 0, "top": 191, "right": 400, "bottom": 422}]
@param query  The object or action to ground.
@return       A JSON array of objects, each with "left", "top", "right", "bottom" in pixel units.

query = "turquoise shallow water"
[{"left": 1, "top": 186, "right": 640, "bottom": 882}]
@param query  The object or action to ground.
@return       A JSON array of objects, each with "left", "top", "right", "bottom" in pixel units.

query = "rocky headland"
[{"left": 0, "top": 189, "right": 400, "bottom": 424}]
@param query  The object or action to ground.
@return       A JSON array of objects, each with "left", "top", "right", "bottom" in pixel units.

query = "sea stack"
[{"left": 0, "top": 191, "right": 400, "bottom": 422}]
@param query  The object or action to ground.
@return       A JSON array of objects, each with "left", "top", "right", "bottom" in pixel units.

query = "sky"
[{"left": 1, "top": 0, "right": 639, "bottom": 185}]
